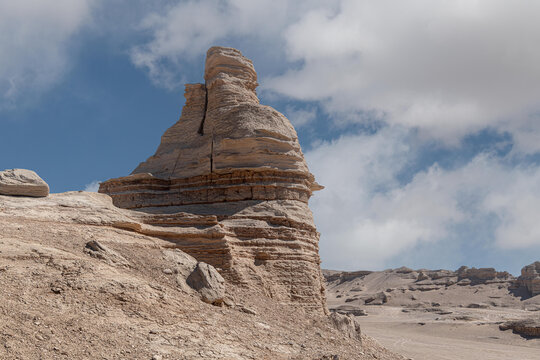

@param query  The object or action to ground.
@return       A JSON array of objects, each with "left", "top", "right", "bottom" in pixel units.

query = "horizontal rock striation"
[
  {"left": 0, "top": 169, "right": 49, "bottom": 197},
  {"left": 100, "top": 47, "right": 326, "bottom": 312}
]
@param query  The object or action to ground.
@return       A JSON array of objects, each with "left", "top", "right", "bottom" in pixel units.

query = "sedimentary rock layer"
[
  {"left": 0, "top": 169, "right": 49, "bottom": 197},
  {"left": 100, "top": 47, "right": 326, "bottom": 312},
  {"left": 518, "top": 261, "right": 540, "bottom": 296}
]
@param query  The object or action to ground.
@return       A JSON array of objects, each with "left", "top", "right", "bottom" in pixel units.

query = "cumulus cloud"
[
  {"left": 128, "top": 0, "right": 540, "bottom": 271},
  {"left": 132, "top": 0, "right": 540, "bottom": 153},
  {"left": 266, "top": 0, "right": 540, "bottom": 151},
  {"left": 285, "top": 105, "right": 317, "bottom": 128},
  {"left": 307, "top": 128, "right": 540, "bottom": 270},
  {"left": 0, "top": 0, "right": 95, "bottom": 108}
]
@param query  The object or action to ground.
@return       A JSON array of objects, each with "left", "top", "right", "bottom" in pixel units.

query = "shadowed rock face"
[
  {"left": 99, "top": 46, "right": 326, "bottom": 312},
  {"left": 518, "top": 261, "right": 540, "bottom": 296}
]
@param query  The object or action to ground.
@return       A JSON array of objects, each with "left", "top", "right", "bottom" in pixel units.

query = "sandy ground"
[
  {"left": 359, "top": 306, "right": 540, "bottom": 360},
  {"left": 325, "top": 268, "right": 540, "bottom": 360}
]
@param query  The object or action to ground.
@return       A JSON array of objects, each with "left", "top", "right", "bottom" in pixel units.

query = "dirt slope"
[{"left": 0, "top": 192, "right": 404, "bottom": 360}]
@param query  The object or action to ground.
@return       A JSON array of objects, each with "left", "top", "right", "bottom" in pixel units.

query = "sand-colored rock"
[
  {"left": 99, "top": 47, "right": 326, "bottom": 313},
  {"left": 500, "top": 319, "right": 540, "bottom": 337},
  {"left": 186, "top": 262, "right": 225, "bottom": 305},
  {"left": 329, "top": 312, "right": 362, "bottom": 342},
  {"left": 456, "top": 266, "right": 512, "bottom": 285},
  {"left": 0, "top": 192, "right": 404, "bottom": 360},
  {"left": 0, "top": 168, "right": 49, "bottom": 197},
  {"left": 517, "top": 261, "right": 540, "bottom": 296}
]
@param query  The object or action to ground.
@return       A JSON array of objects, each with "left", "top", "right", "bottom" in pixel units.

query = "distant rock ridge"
[
  {"left": 323, "top": 266, "right": 515, "bottom": 288},
  {"left": 99, "top": 46, "right": 326, "bottom": 312},
  {"left": 517, "top": 261, "right": 540, "bottom": 296},
  {"left": 322, "top": 265, "right": 539, "bottom": 321}
]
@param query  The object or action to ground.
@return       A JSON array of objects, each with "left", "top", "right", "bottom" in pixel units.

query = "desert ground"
[
  {"left": 0, "top": 192, "right": 403, "bottom": 360},
  {"left": 325, "top": 268, "right": 540, "bottom": 360}
]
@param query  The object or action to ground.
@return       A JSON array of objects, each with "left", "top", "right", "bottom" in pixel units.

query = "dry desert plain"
[{"left": 325, "top": 268, "right": 540, "bottom": 360}]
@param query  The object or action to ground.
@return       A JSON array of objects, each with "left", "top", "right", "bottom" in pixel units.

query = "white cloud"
[
  {"left": 264, "top": 0, "right": 540, "bottom": 151},
  {"left": 307, "top": 128, "right": 540, "bottom": 270},
  {"left": 84, "top": 180, "right": 100, "bottom": 192},
  {"left": 132, "top": 0, "right": 540, "bottom": 153},
  {"left": 128, "top": 1, "right": 540, "bottom": 270},
  {"left": 285, "top": 105, "right": 317, "bottom": 128},
  {"left": 129, "top": 0, "right": 337, "bottom": 87},
  {"left": 0, "top": 0, "right": 95, "bottom": 108}
]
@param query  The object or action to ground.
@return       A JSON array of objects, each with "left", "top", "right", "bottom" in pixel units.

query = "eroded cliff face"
[
  {"left": 99, "top": 46, "right": 326, "bottom": 312},
  {"left": 518, "top": 261, "right": 540, "bottom": 296}
]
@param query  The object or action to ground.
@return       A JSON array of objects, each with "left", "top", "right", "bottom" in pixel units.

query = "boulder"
[
  {"left": 0, "top": 169, "right": 49, "bottom": 197},
  {"left": 499, "top": 319, "right": 540, "bottom": 337},
  {"left": 517, "top": 261, "right": 540, "bottom": 296},
  {"left": 186, "top": 262, "right": 225, "bottom": 305},
  {"left": 329, "top": 312, "right": 362, "bottom": 342}
]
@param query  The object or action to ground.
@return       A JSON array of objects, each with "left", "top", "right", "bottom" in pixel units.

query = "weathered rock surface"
[
  {"left": 517, "top": 261, "right": 540, "bottom": 296},
  {"left": 99, "top": 47, "right": 326, "bottom": 312},
  {"left": 329, "top": 312, "right": 362, "bottom": 342},
  {"left": 0, "top": 169, "right": 49, "bottom": 197},
  {"left": 0, "top": 192, "right": 403, "bottom": 360},
  {"left": 456, "top": 266, "right": 512, "bottom": 285},
  {"left": 186, "top": 262, "right": 225, "bottom": 305},
  {"left": 499, "top": 319, "right": 540, "bottom": 337}
]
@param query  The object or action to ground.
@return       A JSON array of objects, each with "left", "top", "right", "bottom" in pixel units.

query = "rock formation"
[
  {"left": 99, "top": 46, "right": 326, "bottom": 312},
  {"left": 517, "top": 261, "right": 540, "bottom": 296},
  {"left": 323, "top": 266, "right": 522, "bottom": 316},
  {"left": 0, "top": 169, "right": 49, "bottom": 197},
  {"left": 456, "top": 266, "right": 512, "bottom": 285},
  {"left": 500, "top": 319, "right": 540, "bottom": 337},
  {"left": 0, "top": 192, "right": 400, "bottom": 359}
]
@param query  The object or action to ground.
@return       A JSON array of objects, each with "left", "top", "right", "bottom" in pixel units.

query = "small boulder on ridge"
[{"left": 0, "top": 169, "right": 49, "bottom": 197}]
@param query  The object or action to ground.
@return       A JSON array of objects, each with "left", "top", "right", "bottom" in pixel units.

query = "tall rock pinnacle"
[{"left": 100, "top": 46, "right": 326, "bottom": 312}]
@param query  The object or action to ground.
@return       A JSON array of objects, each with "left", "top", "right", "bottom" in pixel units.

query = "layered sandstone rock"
[
  {"left": 99, "top": 47, "right": 326, "bottom": 312},
  {"left": 500, "top": 319, "right": 540, "bottom": 337},
  {"left": 0, "top": 169, "right": 49, "bottom": 197},
  {"left": 456, "top": 266, "right": 512, "bottom": 285},
  {"left": 517, "top": 261, "right": 540, "bottom": 296}
]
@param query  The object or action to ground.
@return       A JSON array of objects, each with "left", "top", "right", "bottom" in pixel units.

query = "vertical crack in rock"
[
  {"left": 197, "top": 84, "right": 208, "bottom": 136},
  {"left": 99, "top": 46, "right": 327, "bottom": 313},
  {"left": 210, "top": 135, "right": 214, "bottom": 173},
  {"left": 168, "top": 148, "right": 182, "bottom": 179}
]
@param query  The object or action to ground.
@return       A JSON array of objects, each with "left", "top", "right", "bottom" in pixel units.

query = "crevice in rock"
[
  {"left": 198, "top": 84, "right": 208, "bottom": 136},
  {"left": 210, "top": 135, "right": 214, "bottom": 173}
]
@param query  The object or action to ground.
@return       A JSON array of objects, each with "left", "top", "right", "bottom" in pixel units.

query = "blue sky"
[{"left": 2, "top": 0, "right": 540, "bottom": 275}]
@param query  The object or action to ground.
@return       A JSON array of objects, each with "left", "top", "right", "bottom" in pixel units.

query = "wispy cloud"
[
  {"left": 84, "top": 180, "right": 100, "bottom": 192},
  {"left": 0, "top": 0, "right": 96, "bottom": 109}
]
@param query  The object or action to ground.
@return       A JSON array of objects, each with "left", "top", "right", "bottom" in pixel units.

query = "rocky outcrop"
[
  {"left": 0, "top": 192, "right": 404, "bottom": 360},
  {"left": 186, "top": 262, "right": 225, "bottom": 305},
  {"left": 517, "top": 261, "right": 540, "bottom": 296},
  {"left": 456, "top": 266, "right": 512, "bottom": 285},
  {"left": 99, "top": 47, "right": 326, "bottom": 313},
  {"left": 500, "top": 319, "right": 540, "bottom": 337},
  {"left": 329, "top": 312, "right": 362, "bottom": 342},
  {"left": 0, "top": 169, "right": 49, "bottom": 197}
]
